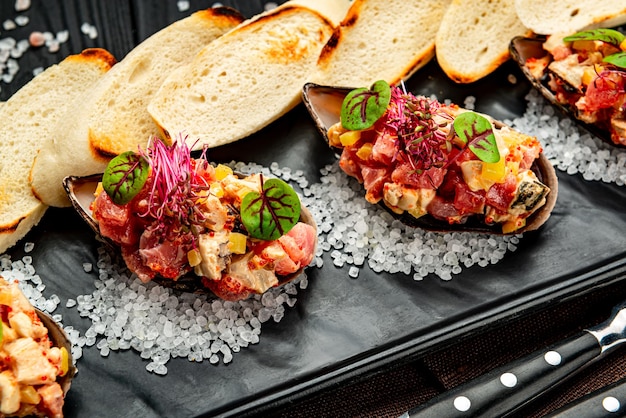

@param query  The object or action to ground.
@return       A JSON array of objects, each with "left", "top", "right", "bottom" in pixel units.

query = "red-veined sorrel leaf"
[
  {"left": 240, "top": 177, "right": 301, "bottom": 241},
  {"left": 102, "top": 151, "right": 150, "bottom": 205},
  {"left": 453, "top": 112, "right": 500, "bottom": 164},
  {"left": 564, "top": 28, "right": 625, "bottom": 48},
  {"left": 604, "top": 52, "right": 626, "bottom": 69},
  {"left": 340, "top": 80, "right": 391, "bottom": 131}
]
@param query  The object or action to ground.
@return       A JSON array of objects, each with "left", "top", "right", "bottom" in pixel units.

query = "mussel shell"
[
  {"left": 302, "top": 82, "right": 558, "bottom": 235},
  {"left": 509, "top": 35, "right": 624, "bottom": 148},
  {"left": 63, "top": 173, "right": 317, "bottom": 295},
  {"left": 36, "top": 308, "right": 77, "bottom": 395}
]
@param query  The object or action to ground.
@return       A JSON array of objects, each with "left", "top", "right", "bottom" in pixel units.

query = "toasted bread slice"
[
  {"left": 515, "top": 0, "right": 626, "bottom": 35},
  {"left": 88, "top": 7, "right": 244, "bottom": 157},
  {"left": 147, "top": 1, "right": 336, "bottom": 150},
  {"left": 436, "top": 0, "right": 530, "bottom": 84},
  {"left": 30, "top": 8, "right": 243, "bottom": 208},
  {"left": 310, "top": 0, "right": 451, "bottom": 87},
  {"left": 0, "top": 48, "right": 115, "bottom": 254}
]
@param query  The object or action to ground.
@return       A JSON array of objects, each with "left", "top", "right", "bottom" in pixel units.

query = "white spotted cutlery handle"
[
  {"left": 401, "top": 303, "right": 626, "bottom": 417},
  {"left": 543, "top": 378, "right": 626, "bottom": 417}
]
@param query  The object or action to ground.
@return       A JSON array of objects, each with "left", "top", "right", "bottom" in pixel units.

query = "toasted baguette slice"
[
  {"left": 288, "top": 0, "right": 351, "bottom": 25},
  {"left": 89, "top": 7, "right": 244, "bottom": 156},
  {"left": 0, "top": 48, "right": 115, "bottom": 254},
  {"left": 30, "top": 8, "right": 243, "bottom": 208},
  {"left": 436, "top": 0, "right": 530, "bottom": 84},
  {"left": 147, "top": 1, "right": 335, "bottom": 150},
  {"left": 310, "top": 0, "right": 451, "bottom": 87},
  {"left": 515, "top": 0, "right": 626, "bottom": 35}
]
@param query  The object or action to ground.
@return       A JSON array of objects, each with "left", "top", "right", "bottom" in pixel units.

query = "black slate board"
[{"left": 2, "top": 1, "right": 626, "bottom": 417}]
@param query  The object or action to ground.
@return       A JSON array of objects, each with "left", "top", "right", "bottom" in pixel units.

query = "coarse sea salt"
[{"left": 507, "top": 89, "right": 626, "bottom": 186}]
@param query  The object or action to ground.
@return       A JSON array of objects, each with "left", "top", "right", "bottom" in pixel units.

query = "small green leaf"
[
  {"left": 453, "top": 112, "right": 500, "bottom": 163},
  {"left": 563, "top": 28, "right": 625, "bottom": 48},
  {"left": 241, "top": 177, "right": 301, "bottom": 241},
  {"left": 0, "top": 320, "right": 3, "bottom": 343},
  {"left": 340, "top": 80, "right": 391, "bottom": 131},
  {"left": 102, "top": 151, "right": 150, "bottom": 205},
  {"left": 604, "top": 51, "right": 626, "bottom": 69}
]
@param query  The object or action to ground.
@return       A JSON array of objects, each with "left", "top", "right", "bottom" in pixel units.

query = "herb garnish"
[
  {"left": 564, "top": 28, "right": 626, "bottom": 69},
  {"left": 102, "top": 151, "right": 150, "bottom": 205},
  {"left": 140, "top": 136, "right": 210, "bottom": 236},
  {"left": 241, "top": 175, "right": 301, "bottom": 241},
  {"left": 452, "top": 112, "right": 500, "bottom": 163},
  {"left": 342, "top": 81, "right": 500, "bottom": 173},
  {"left": 384, "top": 86, "right": 452, "bottom": 172},
  {"left": 340, "top": 80, "right": 391, "bottom": 130}
]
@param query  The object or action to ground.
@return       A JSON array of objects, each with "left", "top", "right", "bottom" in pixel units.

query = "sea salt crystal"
[
  {"left": 177, "top": 1, "right": 190, "bottom": 12},
  {"left": 15, "top": 0, "right": 30, "bottom": 12}
]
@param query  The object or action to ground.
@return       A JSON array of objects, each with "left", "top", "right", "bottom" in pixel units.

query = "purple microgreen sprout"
[
  {"left": 240, "top": 175, "right": 301, "bottom": 241},
  {"left": 139, "top": 135, "right": 210, "bottom": 240},
  {"left": 452, "top": 111, "right": 501, "bottom": 163},
  {"left": 384, "top": 86, "right": 453, "bottom": 173},
  {"left": 341, "top": 80, "right": 391, "bottom": 131},
  {"left": 102, "top": 151, "right": 150, "bottom": 205}
]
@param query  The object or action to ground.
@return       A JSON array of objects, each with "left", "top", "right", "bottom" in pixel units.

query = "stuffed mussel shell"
[
  {"left": 63, "top": 173, "right": 317, "bottom": 298},
  {"left": 302, "top": 82, "right": 558, "bottom": 235},
  {"left": 509, "top": 35, "right": 626, "bottom": 148}
]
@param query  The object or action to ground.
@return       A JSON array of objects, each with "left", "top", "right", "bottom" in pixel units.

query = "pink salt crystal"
[{"left": 29, "top": 31, "right": 45, "bottom": 47}]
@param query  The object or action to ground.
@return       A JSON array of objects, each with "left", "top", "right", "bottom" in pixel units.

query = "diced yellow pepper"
[
  {"left": 187, "top": 249, "right": 202, "bottom": 267},
  {"left": 502, "top": 218, "right": 525, "bottom": 234},
  {"left": 94, "top": 182, "right": 104, "bottom": 198},
  {"left": 481, "top": 157, "right": 506, "bottom": 183},
  {"left": 581, "top": 64, "right": 603, "bottom": 87},
  {"left": 59, "top": 346, "right": 69, "bottom": 376},
  {"left": 339, "top": 130, "right": 361, "bottom": 146},
  {"left": 214, "top": 164, "right": 233, "bottom": 181},
  {"left": 210, "top": 183, "right": 224, "bottom": 198},
  {"left": 20, "top": 385, "right": 41, "bottom": 404},
  {"left": 228, "top": 232, "right": 247, "bottom": 254},
  {"left": 0, "top": 290, "right": 12, "bottom": 306},
  {"left": 621, "top": 38, "right": 626, "bottom": 51},
  {"left": 236, "top": 187, "right": 254, "bottom": 202},
  {"left": 356, "top": 143, "right": 373, "bottom": 160}
]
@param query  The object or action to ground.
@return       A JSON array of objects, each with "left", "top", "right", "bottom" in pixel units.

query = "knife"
[
  {"left": 399, "top": 301, "right": 626, "bottom": 418},
  {"left": 543, "top": 377, "right": 626, "bottom": 418}
]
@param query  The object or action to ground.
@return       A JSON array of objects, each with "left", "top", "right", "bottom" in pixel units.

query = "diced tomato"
[
  {"left": 202, "top": 275, "right": 252, "bottom": 302},
  {"left": 361, "top": 166, "right": 391, "bottom": 203},
  {"left": 391, "top": 162, "right": 446, "bottom": 189},
  {"left": 138, "top": 227, "right": 193, "bottom": 280},
  {"left": 371, "top": 130, "right": 397, "bottom": 165},
  {"left": 275, "top": 223, "right": 316, "bottom": 275},
  {"left": 454, "top": 182, "right": 486, "bottom": 215},
  {"left": 582, "top": 72, "right": 625, "bottom": 112},
  {"left": 485, "top": 173, "right": 517, "bottom": 213},
  {"left": 427, "top": 196, "right": 462, "bottom": 222},
  {"left": 339, "top": 148, "right": 363, "bottom": 181}
]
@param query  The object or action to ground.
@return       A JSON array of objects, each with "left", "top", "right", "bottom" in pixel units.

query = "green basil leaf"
[
  {"left": 102, "top": 151, "right": 150, "bottom": 205},
  {"left": 604, "top": 51, "right": 626, "bottom": 69},
  {"left": 340, "top": 80, "right": 391, "bottom": 131},
  {"left": 241, "top": 177, "right": 301, "bottom": 241},
  {"left": 563, "top": 28, "right": 625, "bottom": 48},
  {"left": 453, "top": 112, "right": 500, "bottom": 164}
]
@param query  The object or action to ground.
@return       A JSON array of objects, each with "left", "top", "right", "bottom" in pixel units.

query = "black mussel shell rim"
[
  {"left": 36, "top": 308, "right": 77, "bottom": 394},
  {"left": 63, "top": 174, "right": 317, "bottom": 295},
  {"left": 509, "top": 36, "right": 624, "bottom": 148},
  {"left": 302, "top": 82, "right": 558, "bottom": 235}
]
